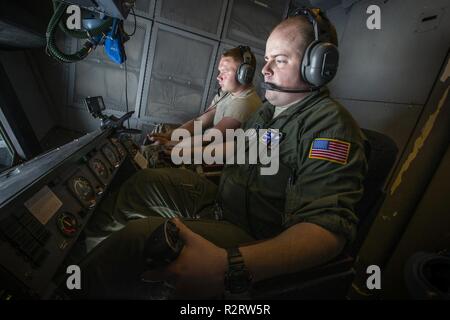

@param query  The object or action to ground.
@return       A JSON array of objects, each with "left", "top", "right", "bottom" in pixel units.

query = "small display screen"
[{"left": 84, "top": 96, "right": 106, "bottom": 115}]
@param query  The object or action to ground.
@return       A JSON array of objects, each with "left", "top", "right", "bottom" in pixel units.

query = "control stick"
[{"left": 144, "top": 220, "right": 184, "bottom": 269}]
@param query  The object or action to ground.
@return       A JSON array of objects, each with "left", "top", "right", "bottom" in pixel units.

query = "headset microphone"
[{"left": 261, "top": 82, "right": 320, "bottom": 93}]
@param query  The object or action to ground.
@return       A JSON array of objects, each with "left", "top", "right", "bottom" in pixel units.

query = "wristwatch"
[{"left": 224, "top": 247, "right": 252, "bottom": 294}]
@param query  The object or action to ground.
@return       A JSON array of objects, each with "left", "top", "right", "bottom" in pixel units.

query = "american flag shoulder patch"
[{"left": 309, "top": 138, "right": 351, "bottom": 165}]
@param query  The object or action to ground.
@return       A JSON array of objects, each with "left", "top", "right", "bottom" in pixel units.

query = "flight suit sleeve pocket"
[{"left": 284, "top": 178, "right": 303, "bottom": 225}]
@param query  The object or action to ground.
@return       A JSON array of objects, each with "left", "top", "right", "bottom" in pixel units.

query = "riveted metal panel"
[
  {"left": 67, "top": 16, "right": 152, "bottom": 126},
  {"left": 140, "top": 23, "right": 218, "bottom": 124},
  {"left": 155, "top": 0, "right": 228, "bottom": 39},
  {"left": 134, "top": 0, "right": 155, "bottom": 19},
  {"left": 222, "top": 0, "right": 290, "bottom": 50}
]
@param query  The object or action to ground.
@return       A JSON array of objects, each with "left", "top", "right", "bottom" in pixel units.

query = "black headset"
[
  {"left": 236, "top": 45, "right": 255, "bottom": 85},
  {"left": 293, "top": 7, "right": 339, "bottom": 88}
]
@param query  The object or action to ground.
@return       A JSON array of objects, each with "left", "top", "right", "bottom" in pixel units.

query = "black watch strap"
[{"left": 225, "top": 247, "right": 252, "bottom": 294}]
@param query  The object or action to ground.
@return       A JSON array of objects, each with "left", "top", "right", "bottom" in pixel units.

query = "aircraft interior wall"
[
  {"left": 23, "top": 0, "right": 450, "bottom": 165},
  {"left": 383, "top": 142, "right": 450, "bottom": 298},
  {"left": 0, "top": 51, "right": 55, "bottom": 143}
]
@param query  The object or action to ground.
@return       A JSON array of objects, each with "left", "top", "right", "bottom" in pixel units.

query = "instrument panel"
[
  {"left": 68, "top": 175, "right": 98, "bottom": 208},
  {"left": 89, "top": 158, "right": 109, "bottom": 184},
  {"left": 111, "top": 138, "right": 127, "bottom": 159},
  {"left": 0, "top": 131, "right": 142, "bottom": 299},
  {"left": 102, "top": 143, "right": 120, "bottom": 167},
  {"left": 56, "top": 212, "right": 79, "bottom": 238}
]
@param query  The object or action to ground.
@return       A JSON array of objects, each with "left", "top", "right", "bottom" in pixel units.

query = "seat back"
[{"left": 349, "top": 129, "right": 398, "bottom": 256}]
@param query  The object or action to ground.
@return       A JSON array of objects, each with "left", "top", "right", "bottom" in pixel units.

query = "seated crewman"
[
  {"left": 69, "top": 7, "right": 368, "bottom": 299},
  {"left": 142, "top": 46, "right": 262, "bottom": 168}
]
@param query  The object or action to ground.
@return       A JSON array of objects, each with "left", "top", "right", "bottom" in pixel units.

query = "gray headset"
[
  {"left": 293, "top": 7, "right": 339, "bottom": 88},
  {"left": 236, "top": 45, "right": 255, "bottom": 85}
]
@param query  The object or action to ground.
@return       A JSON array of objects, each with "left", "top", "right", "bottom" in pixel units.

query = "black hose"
[{"left": 46, "top": 0, "right": 113, "bottom": 63}]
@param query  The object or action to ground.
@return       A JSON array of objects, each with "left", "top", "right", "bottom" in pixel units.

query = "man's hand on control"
[
  {"left": 162, "top": 140, "right": 179, "bottom": 157},
  {"left": 147, "top": 133, "right": 171, "bottom": 145},
  {"left": 143, "top": 218, "right": 228, "bottom": 299}
]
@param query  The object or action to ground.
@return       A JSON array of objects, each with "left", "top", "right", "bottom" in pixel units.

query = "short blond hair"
[{"left": 222, "top": 47, "right": 256, "bottom": 70}]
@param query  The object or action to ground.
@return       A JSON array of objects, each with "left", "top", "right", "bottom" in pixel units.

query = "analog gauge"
[
  {"left": 129, "top": 142, "right": 139, "bottom": 157},
  {"left": 91, "top": 159, "right": 109, "bottom": 180},
  {"left": 71, "top": 176, "right": 96, "bottom": 206},
  {"left": 123, "top": 139, "right": 139, "bottom": 157},
  {"left": 102, "top": 144, "right": 119, "bottom": 166},
  {"left": 56, "top": 212, "right": 78, "bottom": 237},
  {"left": 111, "top": 139, "right": 126, "bottom": 158}
]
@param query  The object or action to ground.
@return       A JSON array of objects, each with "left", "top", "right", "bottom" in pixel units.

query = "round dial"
[
  {"left": 56, "top": 212, "right": 78, "bottom": 237},
  {"left": 102, "top": 145, "right": 119, "bottom": 166},
  {"left": 72, "top": 176, "right": 96, "bottom": 205},
  {"left": 129, "top": 142, "right": 139, "bottom": 157},
  {"left": 92, "top": 159, "right": 109, "bottom": 180},
  {"left": 112, "top": 140, "right": 126, "bottom": 158}
]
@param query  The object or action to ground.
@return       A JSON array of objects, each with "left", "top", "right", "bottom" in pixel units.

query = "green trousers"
[
  {"left": 71, "top": 168, "right": 254, "bottom": 299},
  {"left": 86, "top": 167, "right": 219, "bottom": 237},
  {"left": 141, "top": 144, "right": 173, "bottom": 168}
]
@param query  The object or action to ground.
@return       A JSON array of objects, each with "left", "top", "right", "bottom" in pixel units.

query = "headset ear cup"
[
  {"left": 236, "top": 46, "right": 255, "bottom": 85},
  {"left": 236, "top": 64, "right": 242, "bottom": 84},
  {"left": 236, "top": 63, "right": 245, "bottom": 85},
  {"left": 236, "top": 63, "right": 255, "bottom": 85},
  {"left": 320, "top": 43, "right": 339, "bottom": 84},
  {"left": 301, "top": 40, "right": 319, "bottom": 86},
  {"left": 236, "top": 63, "right": 244, "bottom": 84},
  {"left": 302, "top": 41, "right": 339, "bottom": 87},
  {"left": 248, "top": 64, "right": 255, "bottom": 84}
]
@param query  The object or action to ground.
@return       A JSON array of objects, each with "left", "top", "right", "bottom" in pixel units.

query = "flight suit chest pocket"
[{"left": 254, "top": 161, "right": 292, "bottom": 201}]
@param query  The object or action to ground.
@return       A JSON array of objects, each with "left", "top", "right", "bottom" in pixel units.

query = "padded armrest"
[{"left": 250, "top": 254, "right": 355, "bottom": 299}]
